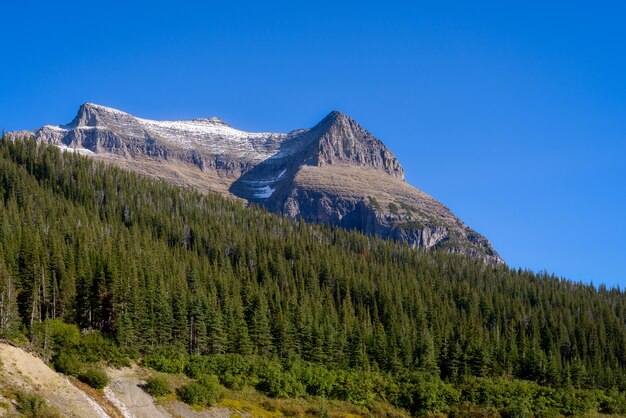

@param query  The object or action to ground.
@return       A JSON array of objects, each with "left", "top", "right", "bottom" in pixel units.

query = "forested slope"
[{"left": 1, "top": 135, "right": 626, "bottom": 416}]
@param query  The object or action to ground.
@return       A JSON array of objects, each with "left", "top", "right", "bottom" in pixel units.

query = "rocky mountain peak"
[
  {"left": 68, "top": 102, "right": 133, "bottom": 128},
  {"left": 305, "top": 111, "right": 405, "bottom": 179},
  {"left": 319, "top": 109, "right": 351, "bottom": 124},
  {"left": 313, "top": 110, "right": 363, "bottom": 134},
  {"left": 12, "top": 104, "right": 502, "bottom": 263},
  {"left": 192, "top": 116, "right": 230, "bottom": 126}
]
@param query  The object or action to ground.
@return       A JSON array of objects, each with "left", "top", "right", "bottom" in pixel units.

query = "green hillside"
[{"left": 1, "top": 135, "right": 626, "bottom": 417}]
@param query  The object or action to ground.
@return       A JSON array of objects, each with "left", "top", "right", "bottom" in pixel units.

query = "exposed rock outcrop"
[{"left": 10, "top": 103, "right": 503, "bottom": 263}]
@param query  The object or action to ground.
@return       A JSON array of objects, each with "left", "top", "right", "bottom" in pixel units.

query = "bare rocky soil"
[
  {"left": 0, "top": 342, "right": 109, "bottom": 417},
  {"left": 104, "top": 366, "right": 170, "bottom": 418},
  {"left": 105, "top": 366, "right": 240, "bottom": 418},
  {"left": 0, "top": 342, "right": 244, "bottom": 418}
]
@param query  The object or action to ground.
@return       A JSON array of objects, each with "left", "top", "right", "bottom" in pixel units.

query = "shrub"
[
  {"left": 145, "top": 376, "right": 172, "bottom": 398},
  {"left": 13, "top": 390, "right": 61, "bottom": 418},
  {"left": 600, "top": 387, "right": 626, "bottom": 415},
  {"left": 220, "top": 372, "right": 245, "bottom": 390},
  {"left": 31, "top": 319, "right": 80, "bottom": 359},
  {"left": 80, "top": 332, "right": 130, "bottom": 367},
  {"left": 554, "top": 388, "right": 599, "bottom": 417},
  {"left": 197, "top": 374, "right": 225, "bottom": 403},
  {"left": 332, "top": 370, "right": 377, "bottom": 406},
  {"left": 178, "top": 375, "right": 224, "bottom": 406},
  {"left": 78, "top": 367, "right": 110, "bottom": 389},
  {"left": 367, "top": 196, "right": 381, "bottom": 210},
  {"left": 178, "top": 384, "right": 216, "bottom": 406},
  {"left": 400, "top": 202, "right": 418, "bottom": 213},
  {"left": 14, "top": 390, "right": 47, "bottom": 415},
  {"left": 178, "top": 381, "right": 210, "bottom": 406},
  {"left": 144, "top": 348, "right": 188, "bottom": 374},
  {"left": 185, "top": 355, "right": 220, "bottom": 378},
  {"left": 53, "top": 351, "right": 84, "bottom": 376},
  {"left": 221, "top": 354, "right": 256, "bottom": 376},
  {"left": 256, "top": 360, "right": 305, "bottom": 398},
  {"left": 297, "top": 363, "right": 337, "bottom": 397},
  {"left": 390, "top": 371, "right": 458, "bottom": 415},
  {"left": 279, "top": 403, "right": 306, "bottom": 417}
]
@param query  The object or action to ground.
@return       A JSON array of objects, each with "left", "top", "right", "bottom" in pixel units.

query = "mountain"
[
  {"left": 11, "top": 103, "right": 502, "bottom": 263},
  {"left": 1, "top": 136, "right": 626, "bottom": 418}
]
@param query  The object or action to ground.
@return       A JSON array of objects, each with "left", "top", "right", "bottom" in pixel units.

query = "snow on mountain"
[
  {"left": 10, "top": 103, "right": 503, "bottom": 263},
  {"left": 135, "top": 116, "right": 289, "bottom": 159}
]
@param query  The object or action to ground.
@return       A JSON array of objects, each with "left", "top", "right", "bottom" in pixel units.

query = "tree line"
[{"left": 1, "top": 136, "right": 626, "bottom": 412}]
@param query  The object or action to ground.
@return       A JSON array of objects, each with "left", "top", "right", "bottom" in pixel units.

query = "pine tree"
[
  {"left": 250, "top": 293, "right": 273, "bottom": 356},
  {"left": 0, "top": 137, "right": 625, "bottom": 394},
  {"left": 207, "top": 300, "right": 226, "bottom": 355},
  {"left": 0, "top": 257, "right": 20, "bottom": 337}
]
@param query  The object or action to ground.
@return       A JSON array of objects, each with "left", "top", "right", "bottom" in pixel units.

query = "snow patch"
[
  {"left": 84, "top": 103, "right": 129, "bottom": 116},
  {"left": 253, "top": 185, "right": 275, "bottom": 198},
  {"left": 134, "top": 117, "right": 288, "bottom": 160},
  {"left": 56, "top": 144, "right": 95, "bottom": 156},
  {"left": 33, "top": 103, "right": 310, "bottom": 165},
  {"left": 75, "top": 126, "right": 108, "bottom": 130},
  {"left": 42, "top": 125, "right": 68, "bottom": 132}
]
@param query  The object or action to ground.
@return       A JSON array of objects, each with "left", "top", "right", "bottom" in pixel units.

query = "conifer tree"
[{"left": 0, "top": 257, "right": 20, "bottom": 337}]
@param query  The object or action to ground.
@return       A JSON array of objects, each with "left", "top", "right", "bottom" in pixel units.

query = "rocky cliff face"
[
  {"left": 11, "top": 103, "right": 503, "bottom": 263},
  {"left": 300, "top": 111, "right": 404, "bottom": 178}
]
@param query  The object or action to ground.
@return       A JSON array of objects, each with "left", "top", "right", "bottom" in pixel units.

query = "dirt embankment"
[
  {"left": 0, "top": 342, "right": 110, "bottom": 417},
  {"left": 0, "top": 342, "right": 241, "bottom": 418},
  {"left": 105, "top": 366, "right": 238, "bottom": 418},
  {"left": 104, "top": 366, "right": 170, "bottom": 418}
]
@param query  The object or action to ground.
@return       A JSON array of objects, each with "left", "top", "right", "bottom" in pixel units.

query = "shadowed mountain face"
[{"left": 11, "top": 103, "right": 502, "bottom": 263}]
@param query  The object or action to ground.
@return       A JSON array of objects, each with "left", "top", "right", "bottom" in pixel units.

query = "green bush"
[
  {"left": 600, "top": 387, "right": 626, "bottom": 415},
  {"left": 80, "top": 332, "right": 130, "bottom": 367},
  {"left": 255, "top": 360, "right": 305, "bottom": 398},
  {"left": 141, "top": 352, "right": 626, "bottom": 417},
  {"left": 13, "top": 390, "right": 61, "bottom": 418},
  {"left": 53, "top": 351, "right": 84, "bottom": 376},
  {"left": 220, "top": 372, "right": 245, "bottom": 390},
  {"left": 78, "top": 367, "right": 110, "bottom": 389},
  {"left": 399, "top": 202, "right": 418, "bottom": 213},
  {"left": 553, "top": 388, "right": 599, "bottom": 417},
  {"left": 145, "top": 376, "right": 172, "bottom": 398},
  {"left": 179, "top": 382, "right": 210, "bottom": 406},
  {"left": 332, "top": 370, "right": 376, "bottom": 406},
  {"left": 389, "top": 371, "right": 458, "bottom": 415},
  {"left": 221, "top": 354, "right": 256, "bottom": 376},
  {"left": 500, "top": 402, "right": 532, "bottom": 418},
  {"left": 30, "top": 319, "right": 131, "bottom": 370},
  {"left": 144, "top": 348, "right": 188, "bottom": 374},
  {"left": 367, "top": 196, "right": 381, "bottom": 210},
  {"left": 31, "top": 319, "right": 80, "bottom": 359},
  {"left": 295, "top": 363, "right": 337, "bottom": 397},
  {"left": 178, "top": 376, "right": 224, "bottom": 407},
  {"left": 197, "top": 375, "right": 225, "bottom": 402},
  {"left": 185, "top": 355, "right": 221, "bottom": 378}
]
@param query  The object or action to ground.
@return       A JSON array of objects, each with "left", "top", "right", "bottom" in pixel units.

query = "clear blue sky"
[{"left": 2, "top": 1, "right": 625, "bottom": 287}]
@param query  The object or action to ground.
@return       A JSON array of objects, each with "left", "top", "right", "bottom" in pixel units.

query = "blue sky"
[{"left": 1, "top": 1, "right": 625, "bottom": 287}]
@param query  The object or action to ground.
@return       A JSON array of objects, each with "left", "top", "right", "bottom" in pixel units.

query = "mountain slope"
[
  {"left": 1, "top": 138, "right": 626, "bottom": 416},
  {"left": 12, "top": 103, "right": 501, "bottom": 263}
]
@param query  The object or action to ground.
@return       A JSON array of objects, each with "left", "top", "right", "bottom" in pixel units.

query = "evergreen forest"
[{"left": 1, "top": 135, "right": 626, "bottom": 416}]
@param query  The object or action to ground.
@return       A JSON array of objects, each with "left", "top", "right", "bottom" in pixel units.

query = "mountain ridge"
[{"left": 10, "top": 103, "right": 502, "bottom": 264}]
